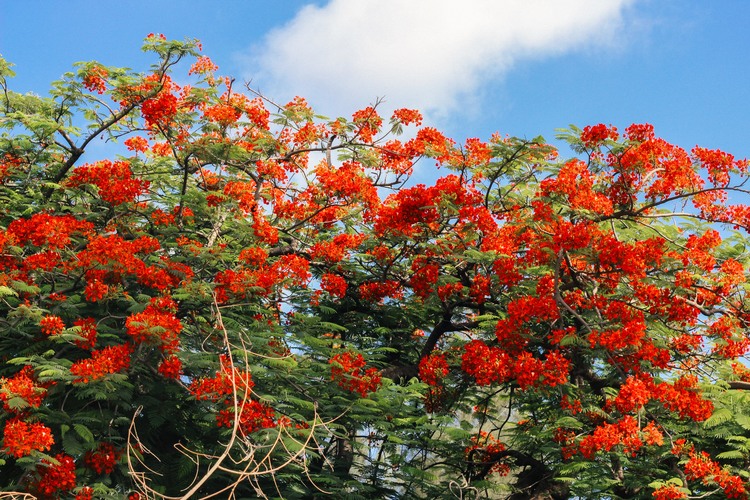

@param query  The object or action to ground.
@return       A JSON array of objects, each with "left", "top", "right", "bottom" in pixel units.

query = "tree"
[{"left": 0, "top": 35, "right": 749, "bottom": 499}]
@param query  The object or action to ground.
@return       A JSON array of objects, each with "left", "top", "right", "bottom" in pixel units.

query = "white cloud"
[{"left": 241, "top": 0, "right": 635, "bottom": 121}]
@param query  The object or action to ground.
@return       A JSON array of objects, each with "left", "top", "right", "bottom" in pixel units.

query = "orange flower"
[
  {"left": 40, "top": 315, "right": 65, "bottom": 336},
  {"left": 2, "top": 418, "right": 54, "bottom": 457}
]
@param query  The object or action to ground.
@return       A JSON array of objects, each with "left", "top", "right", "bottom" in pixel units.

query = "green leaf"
[
  {"left": 62, "top": 432, "right": 83, "bottom": 455},
  {"left": 74, "top": 424, "right": 95, "bottom": 444},
  {"left": 735, "top": 414, "right": 750, "bottom": 431},
  {"left": 554, "top": 416, "right": 583, "bottom": 429},
  {"left": 704, "top": 407, "right": 733, "bottom": 428},
  {"left": 716, "top": 450, "right": 745, "bottom": 460}
]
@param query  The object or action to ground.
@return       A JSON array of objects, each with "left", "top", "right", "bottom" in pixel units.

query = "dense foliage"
[{"left": 1, "top": 36, "right": 750, "bottom": 499}]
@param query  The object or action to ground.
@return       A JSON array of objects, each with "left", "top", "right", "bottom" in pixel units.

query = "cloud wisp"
[{"left": 241, "top": 0, "right": 636, "bottom": 121}]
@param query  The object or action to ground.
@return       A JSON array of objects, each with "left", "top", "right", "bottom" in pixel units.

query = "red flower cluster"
[
  {"left": 391, "top": 108, "right": 422, "bottom": 126},
  {"left": 203, "top": 103, "right": 242, "bottom": 125},
  {"left": 216, "top": 399, "right": 277, "bottom": 434},
  {"left": 215, "top": 253, "right": 310, "bottom": 303},
  {"left": 222, "top": 180, "right": 256, "bottom": 213},
  {"left": 374, "top": 175, "right": 480, "bottom": 238},
  {"left": 70, "top": 343, "right": 133, "bottom": 383},
  {"left": 351, "top": 106, "right": 383, "bottom": 142},
  {"left": 238, "top": 246, "right": 268, "bottom": 266},
  {"left": 310, "top": 233, "right": 367, "bottom": 264},
  {"left": 76, "top": 486, "right": 95, "bottom": 500},
  {"left": 405, "top": 127, "right": 453, "bottom": 161},
  {"left": 462, "top": 137, "right": 492, "bottom": 167},
  {"left": 610, "top": 373, "right": 713, "bottom": 422},
  {"left": 155, "top": 354, "right": 181, "bottom": 379},
  {"left": 580, "top": 123, "right": 618, "bottom": 146},
  {"left": 410, "top": 257, "right": 440, "bottom": 299},
  {"left": 358, "top": 280, "right": 402, "bottom": 303},
  {"left": 73, "top": 318, "right": 97, "bottom": 350},
  {"left": 329, "top": 352, "right": 381, "bottom": 398},
  {"left": 2, "top": 418, "right": 54, "bottom": 457},
  {"left": 652, "top": 485, "right": 686, "bottom": 500},
  {"left": 0, "top": 365, "right": 47, "bottom": 410},
  {"left": 461, "top": 340, "right": 569, "bottom": 390},
  {"left": 190, "top": 355, "right": 278, "bottom": 435},
  {"left": 313, "top": 161, "right": 380, "bottom": 212},
  {"left": 461, "top": 340, "right": 511, "bottom": 386},
  {"left": 692, "top": 146, "right": 747, "bottom": 188},
  {"left": 420, "top": 353, "right": 450, "bottom": 412},
  {"left": 577, "top": 416, "right": 642, "bottom": 458},
  {"left": 320, "top": 273, "right": 348, "bottom": 299},
  {"left": 539, "top": 159, "right": 614, "bottom": 216},
  {"left": 124, "top": 135, "right": 149, "bottom": 153},
  {"left": 1, "top": 364, "right": 55, "bottom": 458},
  {"left": 0, "top": 153, "right": 23, "bottom": 181},
  {"left": 134, "top": 74, "right": 179, "bottom": 129},
  {"left": 419, "top": 353, "right": 449, "bottom": 387},
  {"left": 82, "top": 65, "right": 108, "bottom": 94},
  {"left": 8, "top": 213, "right": 93, "bottom": 249},
  {"left": 40, "top": 315, "right": 65, "bottom": 336},
  {"left": 674, "top": 447, "right": 746, "bottom": 498},
  {"left": 189, "top": 55, "right": 219, "bottom": 75},
  {"left": 190, "top": 355, "right": 254, "bottom": 400},
  {"left": 126, "top": 296, "right": 183, "bottom": 353},
  {"left": 77, "top": 234, "right": 187, "bottom": 297},
  {"left": 34, "top": 453, "right": 77, "bottom": 498},
  {"left": 465, "top": 432, "right": 510, "bottom": 476},
  {"left": 150, "top": 208, "right": 175, "bottom": 226},
  {"left": 68, "top": 159, "right": 150, "bottom": 205},
  {"left": 84, "top": 441, "right": 122, "bottom": 475}
]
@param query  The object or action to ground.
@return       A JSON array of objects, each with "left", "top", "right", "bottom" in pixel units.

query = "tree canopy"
[{"left": 1, "top": 35, "right": 750, "bottom": 499}]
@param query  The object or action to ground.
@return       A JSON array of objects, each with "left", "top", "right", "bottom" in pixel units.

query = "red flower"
[
  {"left": 83, "top": 65, "right": 108, "bottom": 94},
  {"left": 577, "top": 416, "right": 643, "bottom": 459},
  {"left": 216, "top": 399, "right": 277, "bottom": 435},
  {"left": 419, "top": 353, "right": 449, "bottom": 387},
  {"left": 465, "top": 432, "right": 509, "bottom": 476},
  {"left": 2, "top": 418, "right": 54, "bottom": 457},
  {"left": 321, "top": 273, "right": 347, "bottom": 299},
  {"left": 580, "top": 123, "right": 618, "bottom": 146},
  {"left": 76, "top": 486, "right": 95, "bottom": 500},
  {"left": 652, "top": 485, "right": 686, "bottom": 500},
  {"left": 40, "top": 315, "right": 65, "bottom": 336},
  {"left": 0, "top": 365, "right": 47, "bottom": 411},
  {"left": 8, "top": 213, "right": 93, "bottom": 249},
  {"left": 684, "top": 450, "right": 720, "bottom": 480},
  {"left": 85, "top": 441, "right": 122, "bottom": 475},
  {"left": 70, "top": 343, "right": 133, "bottom": 383},
  {"left": 642, "top": 421, "right": 663, "bottom": 446},
  {"left": 391, "top": 108, "right": 422, "bottom": 126},
  {"left": 614, "top": 374, "right": 654, "bottom": 413},
  {"left": 352, "top": 106, "right": 383, "bottom": 142},
  {"left": 189, "top": 56, "right": 219, "bottom": 75},
  {"left": 35, "top": 453, "right": 76, "bottom": 497},
  {"left": 124, "top": 136, "right": 149, "bottom": 153},
  {"left": 461, "top": 340, "right": 511, "bottom": 386},
  {"left": 330, "top": 352, "right": 381, "bottom": 398},
  {"left": 158, "top": 355, "right": 183, "bottom": 379},
  {"left": 73, "top": 318, "right": 97, "bottom": 350},
  {"left": 126, "top": 298, "right": 183, "bottom": 353},
  {"left": 67, "top": 159, "right": 150, "bottom": 205},
  {"left": 358, "top": 280, "right": 402, "bottom": 302},
  {"left": 190, "top": 355, "right": 254, "bottom": 400}
]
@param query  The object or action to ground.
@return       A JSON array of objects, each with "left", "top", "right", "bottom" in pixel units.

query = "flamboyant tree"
[{"left": 1, "top": 35, "right": 750, "bottom": 499}]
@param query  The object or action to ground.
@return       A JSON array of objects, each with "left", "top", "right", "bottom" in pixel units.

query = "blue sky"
[{"left": 2, "top": 0, "right": 750, "bottom": 164}]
